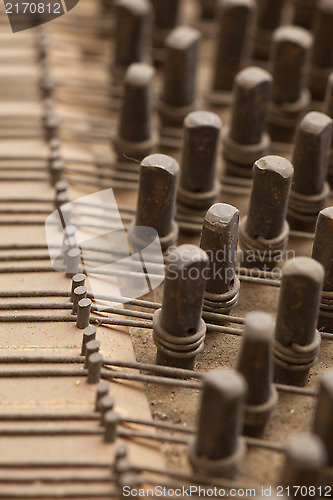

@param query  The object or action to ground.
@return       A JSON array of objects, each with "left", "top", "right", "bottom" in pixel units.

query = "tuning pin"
[
  {"left": 188, "top": 369, "right": 247, "bottom": 478},
  {"left": 274, "top": 257, "right": 324, "bottom": 386}
]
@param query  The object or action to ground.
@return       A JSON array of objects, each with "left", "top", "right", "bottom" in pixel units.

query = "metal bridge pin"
[
  {"left": 200, "top": 203, "right": 240, "bottom": 321},
  {"left": 134, "top": 153, "right": 179, "bottom": 253},
  {"left": 76, "top": 298, "right": 92, "bottom": 330},
  {"left": 287, "top": 112, "right": 332, "bottom": 232},
  {"left": 176, "top": 111, "right": 221, "bottom": 229},
  {"left": 113, "top": 63, "right": 158, "bottom": 163},
  {"left": 239, "top": 155, "right": 293, "bottom": 270},
  {"left": 222, "top": 67, "right": 272, "bottom": 179},
  {"left": 153, "top": 244, "right": 208, "bottom": 369}
]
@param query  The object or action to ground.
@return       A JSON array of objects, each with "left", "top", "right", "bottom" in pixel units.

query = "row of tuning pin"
[{"left": 74, "top": 287, "right": 333, "bottom": 485}]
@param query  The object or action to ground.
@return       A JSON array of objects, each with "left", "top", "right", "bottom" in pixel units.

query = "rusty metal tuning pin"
[
  {"left": 176, "top": 111, "right": 221, "bottom": 227},
  {"left": 158, "top": 26, "right": 201, "bottom": 134},
  {"left": 324, "top": 72, "right": 333, "bottom": 187},
  {"left": 239, "top": 156, "right": 293, "bottom": 270},
  {"left": 274, "top": 257, "right": 324, "bottom": 386},
  {"left": 84, "top": 339, "right": 101, "bottom": 369},
  {"left": 100, "top": 0, "right": 114, "bottom": 15},
  {"left": 280, "top": 432, "right": 327, "bottom": 492},
  {"left": 153, "top": 244, "right": 208, "bottom": 369},
  {"left": 112, "top": 0, "right": 152, "bottom": 82},
  {"left": 99, "top": 395, "right": 115, "bottom": 425},
  {"left": 253, "top": 0, "right": 286, "bottom": 62},
  {"left": 222, "top": 67, "right": 272, "bottom": 179},
  {"left": 267, "top": 26, "right": 313, "bottom": 145},
  {"left": 287, "top": 112, "right": 332, "bottom": 232},
  {"left": 309, "top": 0, "right": 333, "bottom": 101},
  {"left": 207, "top": 0, "right": 257, "bottom": 106},
  {"left": 49, "top": 147, "right": 60, "bottom": 172},
  {"left": 72, "top": 286, "right": 87, "bottom": 314},
  {"left": 151, "top": 0, "right": 180, "bottom": 64},
  {"left": 55, "top": 192, "right": 69, "bottom": 210},
  {"left": 113, "top": 63, "right": 158, "bottom": 162},
  {"left": 77, "top": 298, "right": 92, "bottom": 330},
  {"left": 81, "top": 326, "right": 97, "bottom": 356},
  {"left": 312, "top": 207, "right": 333, "bottom": 331},
  {"left": 188, "top": 369, "right": 247, "bottom": 478},
  {"left": 104, "top": 411, "right": 119, "bottom": 443},
  {"left": 292, "top": 0, "right": 319, "bottom": 30},
  {"left": 117, "top": 464, "right": 136, "bottom": 497},
  {"left": 200, "top": 203, "right": 240, "bottom": 320},
  {"left": 134, "top": 154, "right": 179, "bottom": 253},
  {"left": 236, "top": 312, "right": 278, "bottom": 437},
  {"left": 313, "top": 370, "right": 333, "bottom": 485},
  {"left": 87, "top": 352, "right": 103, "bottom": 384}
]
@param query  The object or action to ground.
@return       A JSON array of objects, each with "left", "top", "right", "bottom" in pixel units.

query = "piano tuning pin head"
[
  {"left": 274, "top": 257, "right": 324, "bottom": 386},
  {"left": 287, "top": 112, "right": 332, "bottom": 232},
  {"left": 153, "top": 244, "right": 208, "bottom": 369},
  {"left": 222, "top": 66, "right": 272, "bottom": 178},
  {"left": 95, "top": 381, "right": 109, "bottom": 411},
  {"left": 239, "top": 155, "right": 293, "bottom": 269},
  {"left": 177, "top": 111, "right": 221, "bottom": 227},
  {"left": 87, "top": 352, "right": 103, "bottom": 384},
  {"left": 113, "top": 63, "right": 158, "bottom": 162},
  {"left": 76, "top": 298, "right": 92, "bottom": 330},
  {"left": 158, "top": 26, "right": 201, "bottom": 130},
  {"left": 188, "top": 368, "right": 247, "bottom": 478},
  {"left": 200, "top": 203, "right": 240, "bottom": 320},
  {"left": 236, "top": 311, "right": 278, "bottom": 437}
]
